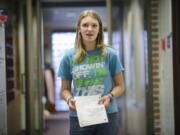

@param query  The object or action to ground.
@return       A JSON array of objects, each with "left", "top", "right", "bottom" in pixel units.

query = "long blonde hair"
[{"left": 74, "top": 10, "right": 107, "bottom": 63}]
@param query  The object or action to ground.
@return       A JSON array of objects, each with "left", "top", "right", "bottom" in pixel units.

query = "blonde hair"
[{"left": 74, "top": 10, "right": 107, "bottom": 63}]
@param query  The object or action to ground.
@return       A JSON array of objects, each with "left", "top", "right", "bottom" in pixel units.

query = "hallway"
[
  {"left": 0, "top": 0, "right": 180, "bottom": 135},
  {"left": 44, "top": 112, "right": 69, "bottom": 135},
  {"left": 43, "top": 111, "right": 126, "bottom": 135}
]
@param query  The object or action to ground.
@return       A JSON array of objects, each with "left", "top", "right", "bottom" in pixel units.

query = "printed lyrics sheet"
[{"left": 75, "top": 95, "right": 108, "bottom": 127}]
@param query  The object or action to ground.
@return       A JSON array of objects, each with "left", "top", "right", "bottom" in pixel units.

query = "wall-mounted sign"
[{"left": 161, "top": 32, "right": 172, "bottom": 51}]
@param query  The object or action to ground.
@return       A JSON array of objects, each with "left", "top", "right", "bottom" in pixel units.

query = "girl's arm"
[
  {"left": 99, "top": 72, "right": 125, "bottom": 107},
  {"left": 61, "top": 79, "right": 76, "bottom": 112}
]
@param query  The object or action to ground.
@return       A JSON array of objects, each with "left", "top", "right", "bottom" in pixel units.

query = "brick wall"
[{"left": 151, "top": 0, "right": 161, "bottom": 134}]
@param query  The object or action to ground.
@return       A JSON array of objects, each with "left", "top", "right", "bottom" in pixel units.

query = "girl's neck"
[{"left": 84, "top": 41, "right": 96, "bottom": 51}]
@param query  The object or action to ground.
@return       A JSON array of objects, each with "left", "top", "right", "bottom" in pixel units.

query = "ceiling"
[{"left": 42, "top": 4, "right": 107, "bottom": 30}]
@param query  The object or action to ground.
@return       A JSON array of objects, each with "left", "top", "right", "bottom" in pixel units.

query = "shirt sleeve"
[
  {"left": 58, "top": 54, "right": 72, "bottom": 81},
  {"left": 109, "top": 51, "right": 124, "bottom": 78}
]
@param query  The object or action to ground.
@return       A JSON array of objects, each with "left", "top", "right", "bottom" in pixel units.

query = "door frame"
[{"left": 172, "top": 0, "right": 180, "bottom": 134}]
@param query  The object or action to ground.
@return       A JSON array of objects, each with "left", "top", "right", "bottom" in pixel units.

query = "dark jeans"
[{"left": 70, "top": 113, "right": 119, "bottom": 135}]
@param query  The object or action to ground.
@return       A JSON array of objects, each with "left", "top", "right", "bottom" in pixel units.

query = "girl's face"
[{"left": 79, "top": 16, "right": 99, "bottom": 44}]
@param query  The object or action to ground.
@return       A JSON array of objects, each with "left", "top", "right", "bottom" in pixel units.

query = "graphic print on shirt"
[{"left": 72, "top": 55, "right": 107, "bottom": 96}]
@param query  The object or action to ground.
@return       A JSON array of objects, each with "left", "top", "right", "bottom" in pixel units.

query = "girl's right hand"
[{"left": 68, "top": 98, "right": 76, "bottom": 112}]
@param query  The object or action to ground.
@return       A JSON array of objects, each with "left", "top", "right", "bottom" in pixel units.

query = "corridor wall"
[
  {"left": 121, "top": 0, "right": 147, "bottom": 134},
  {"left": 0, "top": 19, "right": 7, "bottom": 135}
]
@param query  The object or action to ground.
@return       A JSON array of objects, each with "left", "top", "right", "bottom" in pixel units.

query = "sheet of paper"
[{"left": 75, "top": 95, "right": 108, "bottom": 127}]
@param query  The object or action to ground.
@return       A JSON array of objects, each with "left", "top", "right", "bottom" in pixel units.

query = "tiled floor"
[{"left": 44, "top": 111, "right": 70, "bottom": 135}]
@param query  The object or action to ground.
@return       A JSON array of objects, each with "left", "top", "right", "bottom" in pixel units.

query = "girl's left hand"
[{"left": 98, "top": 95, "right": 111, "bottom": 108}]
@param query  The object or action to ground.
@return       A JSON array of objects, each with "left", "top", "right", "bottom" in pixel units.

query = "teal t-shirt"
[{"left": 58, "top": 47, "right": 124, "bottom": 117}]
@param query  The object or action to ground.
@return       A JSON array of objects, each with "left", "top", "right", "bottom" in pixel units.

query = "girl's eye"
[
  {"left": 81, "top": 23, "right": 98, "bottom": 28},
  {"left": 82, "top": 24, "right": 88, "bottom": 27},
  {"left": 92, "top": 24, "right": 97, "bottom": 28}
]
